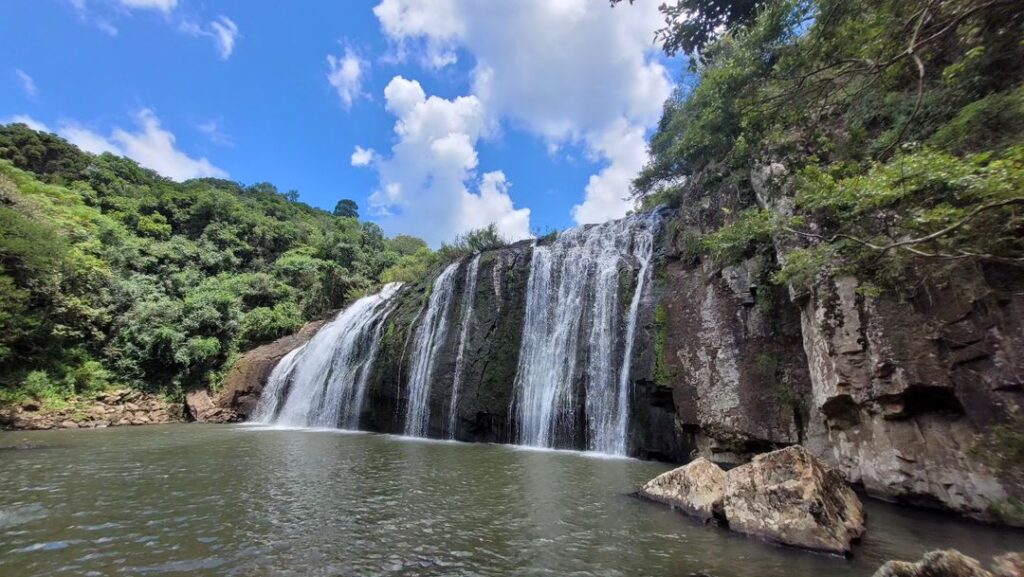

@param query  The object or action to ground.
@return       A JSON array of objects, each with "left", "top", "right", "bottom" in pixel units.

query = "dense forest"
[
  {"left": 0, "top": 125, "right": 455, "bottom": 404},
  {"left": 621, "top": 0, "right": 1022, "bottom": 292}
]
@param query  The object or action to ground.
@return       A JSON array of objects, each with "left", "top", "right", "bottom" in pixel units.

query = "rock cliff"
[{"left": 217, "top": 196, "right": 1022, "bottom": 525}]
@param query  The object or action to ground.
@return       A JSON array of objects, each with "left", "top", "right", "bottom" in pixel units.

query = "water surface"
[{"left": 0, "top": 425, "right": 1017, "bottom": 577}]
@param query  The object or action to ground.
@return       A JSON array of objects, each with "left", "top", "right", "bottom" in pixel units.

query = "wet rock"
[
  {"left": 640, "top": 446, "right": 865, "bottom": 555},
  {"left": 873, "top": 550, "right": 993, "bottom": 577},
  {"left": 639, "top": 458, "right": 726, "bottom": 521},
  {"left": 993, "top": 553, "right": 1024, "bottom": 577},
  {"left": 185, "top": 390, "right": 230, "bottom": 423},
  {"left": 722, "top": 445, "right": 865, "bottom": 555},
  {"left": 214, "top": 319, "right": 328, "bottom": 420},
  {"left": 59, "top": 420, "right": 79, "bottom": 429},
  {"left": 658, "top": 254, "right": 810, "bottom": 465}
]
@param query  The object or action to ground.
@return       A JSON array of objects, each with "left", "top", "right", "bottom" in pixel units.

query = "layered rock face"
[
  {"left": 799, "top": 272, "right": 1022, "bottom": 522},
  {"left": 0, "top": 389, "right": 183, "bottom": 430}
]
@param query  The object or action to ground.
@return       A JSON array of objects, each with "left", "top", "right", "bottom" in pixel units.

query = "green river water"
[{"left": 0, "top": 424, "right": 1018, "bottom": 576}]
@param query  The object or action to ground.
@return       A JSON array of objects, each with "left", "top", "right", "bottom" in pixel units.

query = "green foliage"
[
  {"left": 0, "top": 126, "right": 430, "bottom": 400},
  {"left": 929, "top": 88, "right": 1024, "bottom": 155},
  {"left": 380, "top": 247, "right": 437, "bottom": 284},
  {"left": 612, "top": 0, "right": 768, "bottom": 58},
  {"left": 437, "top": 224, "right": 509, "bottom": 262},
  {"left": 239, "top": 303, "right": 303, "bottom": 349},
  {"left": 635, "top": 0, "right": 1024, "bottom": 290},
  {"left": 701, "top": 208, "right": 777, "bottom": 265}
]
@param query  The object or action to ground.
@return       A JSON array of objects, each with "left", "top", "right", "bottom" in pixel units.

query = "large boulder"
[
  {"left": 873, "top": 550, "right": 996, "bottom": 577},
  {"left": 723, "top": 445, "right": 865, "bottom": 555},
  {"left": 639, "top": 457, "right": 726, "bottom": 521},
  {"left": 213, "top": 319, "right": 328, "bottom": 419},
  {"left": 185, "top": 390, "right": 232, "bottom": 423},
  {"left": 994, "top": 554, "right": 1024, "bottom": 577}
]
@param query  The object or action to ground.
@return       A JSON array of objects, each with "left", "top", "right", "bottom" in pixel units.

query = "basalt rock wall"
[{"left": 219, "top": 193, "right": 1022, "bottom": 523}]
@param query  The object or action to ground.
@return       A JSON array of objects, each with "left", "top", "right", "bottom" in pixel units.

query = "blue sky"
[{"left": 1, "top": 0, "right": 680, "bottom": 245}]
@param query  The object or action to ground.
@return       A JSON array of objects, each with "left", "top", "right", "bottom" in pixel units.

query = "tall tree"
[
  {"left": 611, "top": 0, "right": 765, "bottom": 58},
  {"left": 333, "top": 198, "right": 359, "bottom": 219}
]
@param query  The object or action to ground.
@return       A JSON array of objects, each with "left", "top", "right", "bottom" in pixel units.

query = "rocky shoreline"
[{"left": 0, "top": 389, "right": 184, "bottom": 430}]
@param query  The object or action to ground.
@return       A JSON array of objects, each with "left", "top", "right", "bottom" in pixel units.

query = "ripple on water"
[{"left": 0, "top": 424, "right": 1021, "bottom": 577}]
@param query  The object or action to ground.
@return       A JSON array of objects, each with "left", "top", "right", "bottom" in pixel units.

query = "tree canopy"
[
  {"left": 0, "top": 125, "right": 442, "bottom": 403},
  {"left": 333, "top": 198, "right": 359, "bottom": 219},
  {"left": 626, "top": 0, "right": 1023, "bottom": 290}
]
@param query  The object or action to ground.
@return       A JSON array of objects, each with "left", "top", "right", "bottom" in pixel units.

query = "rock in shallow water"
[
  {"left": 639, "top": 445, "right": 865, "bottom": 555},
  {"left": 723, "top": 445, "right": 865, "bottom": 555},
  {"left": 640, "top": 457, "right": 726, "bottom": 521},
  {"left": 871, "top": 549, "right": 1024, "bottom": 577}
]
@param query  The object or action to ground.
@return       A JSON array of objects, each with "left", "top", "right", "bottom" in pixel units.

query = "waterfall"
[
  {"left": 251, "top": 282, "right": 403, "bottom": 428},
  {"left": 513, "top": 214, "right": 658, "bottom": 454},
  {"left": 403, "top": 262, "right": 460, "bottom": 437},
  {"left": 447, "top": 254, "right": 481, "bottom": 438}
]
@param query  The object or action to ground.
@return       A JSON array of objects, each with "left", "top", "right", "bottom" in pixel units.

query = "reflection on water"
[{"left": 0, "top": 425, "right": 1019, "bottom": 577}]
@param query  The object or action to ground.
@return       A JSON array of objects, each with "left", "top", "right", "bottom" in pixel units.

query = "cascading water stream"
[
  {"left": 447, "top": 254, "right": 481, "bottom": 438},
  {"left": 403, "top": 262, "right": 460, "bottom": 437},
  {"left": 513, "top": 214, "right": 659, "bottom": 455},
  {"left": 251, "top": 282, "right": 403, "bottom": 428}
]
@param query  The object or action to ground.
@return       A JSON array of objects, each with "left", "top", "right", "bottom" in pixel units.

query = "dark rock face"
[
  {"left": 357, "top": 244, "right": 533, "bottom": 443},
  {"left": 657, "top": 250, "right": 811, "bottom": 465},
  {"left": 222, "top": 197, "right": 1022, "bottom": 524}
]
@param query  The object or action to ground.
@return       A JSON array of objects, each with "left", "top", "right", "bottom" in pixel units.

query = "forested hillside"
[
  {"left": 626, "top": 0, "right": 1023, "bottom": 291},
  {"left": 0, "top": 124, "right": 435, "bottom": 403}
]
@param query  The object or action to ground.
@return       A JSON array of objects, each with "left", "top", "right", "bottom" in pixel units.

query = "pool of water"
[{"left": 0, "top": 424, "right": 1018, "bottom": 576}]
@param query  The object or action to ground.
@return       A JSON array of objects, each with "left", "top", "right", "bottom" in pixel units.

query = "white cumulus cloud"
[
  {"left": 59, "top": 109, "right": 228, "bottom": 181},
  {"left": 373, "top": 0, "right": 672, "bottom": 225},
  {"left": 327, "top": 47, "right": 368, "bottom": 110},
  {"left": 351, "top": 145, "right": 375, "bottom": 166},
  {"left": 364, "top": 75, "right": 531, "bottom": 246}
]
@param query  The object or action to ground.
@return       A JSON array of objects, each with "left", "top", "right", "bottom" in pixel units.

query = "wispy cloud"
[
  {"left": 180, "top": 16, "right": 240, "bottom": 60},
  {"left": 58, "top": 109, "right": 228, "bottom": 181},
  {"left": 117, "top": 0, "right": 178, "bottom": 12},
  {"left": 14, "top": 69, "right": 37, "bottom": 99},
  {"left": 197, "top": 119, "right": 233, "bottom": 147}
]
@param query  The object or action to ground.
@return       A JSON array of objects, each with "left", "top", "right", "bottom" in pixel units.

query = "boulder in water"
[
  {"left": 639, "top": 445, "right": 865, "bottom": 555},
  {"left": 994, "top": 553, "right": 1024, "bottom": 577},
  {"left": 873, "top": 550, "right": 996, "bottom": 577},
  {"left": 639, "top": 458, "right": 726, "bottom": 521},
  {"left": 723, "top": 445, "right": 865, "bottom": 555}
]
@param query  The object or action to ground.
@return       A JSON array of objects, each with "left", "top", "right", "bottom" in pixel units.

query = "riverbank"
[{"left": 0, "top": 389, "right": 183, "bottom": 430}]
